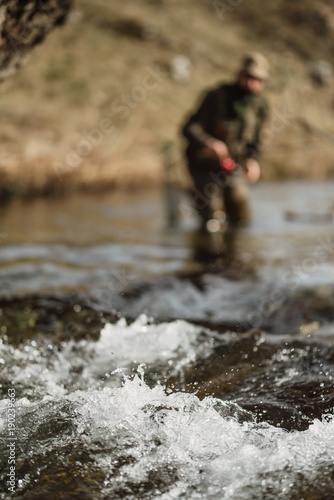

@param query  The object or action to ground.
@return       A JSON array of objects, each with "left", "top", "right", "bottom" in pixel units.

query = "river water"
[{"left": 0, "top": 181, "right": 334, "bottom": 499}]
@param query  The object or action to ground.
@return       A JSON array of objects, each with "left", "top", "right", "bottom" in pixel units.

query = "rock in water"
[{"left": 0, "top": 0, "right": 73, "bottom": 82}]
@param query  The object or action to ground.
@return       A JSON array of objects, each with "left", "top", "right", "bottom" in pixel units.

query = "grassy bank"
[{"left": 1, "top": 0, "right": 334, "bottom": 200}]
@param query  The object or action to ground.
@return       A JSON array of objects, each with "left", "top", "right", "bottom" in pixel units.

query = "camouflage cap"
[{"left": 241, "top": 52, "right": 269, "bottom": 81}]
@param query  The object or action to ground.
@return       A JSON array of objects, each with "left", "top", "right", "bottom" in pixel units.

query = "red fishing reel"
[{"left": 220, "top": 157, "right": 236, "bottom": 172}]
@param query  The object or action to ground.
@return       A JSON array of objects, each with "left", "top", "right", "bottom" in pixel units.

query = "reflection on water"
[
  {"left": 1, "top": 181, "right": 334, "bottom": 499},
  {"left": 0, "top": 181, "right": 334, "bottom": 297}
]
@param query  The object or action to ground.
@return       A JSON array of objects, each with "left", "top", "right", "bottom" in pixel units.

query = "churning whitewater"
[{"left": 1, "top": 315, "right": 334, "bottom": 499}]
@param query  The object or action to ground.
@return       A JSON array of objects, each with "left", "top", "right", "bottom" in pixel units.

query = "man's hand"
[
  {"left": 245, "top": 158, "right": 260, "bottom": 183},
  {"left": 206, "top": 139, "right": 229, "bottom": 161}
]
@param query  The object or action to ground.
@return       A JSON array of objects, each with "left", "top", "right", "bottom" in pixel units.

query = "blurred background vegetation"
[{"left": 1, "top": 0, "right": 334, "bottom": 200}]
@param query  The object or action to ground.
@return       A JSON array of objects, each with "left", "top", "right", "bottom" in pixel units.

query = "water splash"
[
  {"left": 0, "top": 315, "right": 213, "bottom": 400},
  {"left": 0, "top": 314, "right": 333, "bottom": 498},
  {"left": 0, "top": 377, "right": 333, "bottom": 499}
]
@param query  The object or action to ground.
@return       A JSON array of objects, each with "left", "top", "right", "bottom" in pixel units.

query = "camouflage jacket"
[{"left": 182, "top": 82, "right": 269, "bottom": 163}]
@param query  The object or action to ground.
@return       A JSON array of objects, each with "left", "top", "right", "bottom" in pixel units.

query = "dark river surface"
[{"left": 0, "top": 181, "right": 334, "bottom": 499}]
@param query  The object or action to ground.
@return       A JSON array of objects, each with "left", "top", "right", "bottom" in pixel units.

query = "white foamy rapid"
[
  {"left": 69, "top": 379, "right": 334, "bottom": 500},
  {"left": 0, "top": 315, "right": 213, "bottom": 398},
  {"left": 86, "top": 314, "right": 212, "bottom": 380},
  {"left": 0, "top": 375, "right": 333, "bottom": 499},
  {"left": 1, "top": 316, "right": 333, "bottom": 499}
]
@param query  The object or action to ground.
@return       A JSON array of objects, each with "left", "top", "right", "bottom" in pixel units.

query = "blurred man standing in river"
[{"left": 182, "top": 52, "right": 269, "bottom": 231}]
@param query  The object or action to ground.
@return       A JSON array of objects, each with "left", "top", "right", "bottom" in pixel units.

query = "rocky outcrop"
[{"left": 0, "top": 0, "right": 73, "bottom": 82}]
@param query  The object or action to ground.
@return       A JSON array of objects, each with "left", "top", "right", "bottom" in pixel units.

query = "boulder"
[{"left": 0, "top": 0, "right": 73, "bottom": 82}]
